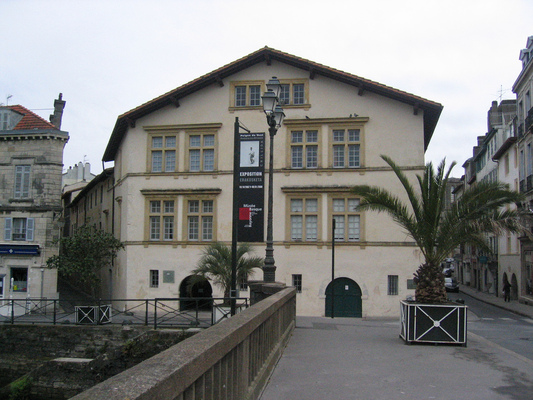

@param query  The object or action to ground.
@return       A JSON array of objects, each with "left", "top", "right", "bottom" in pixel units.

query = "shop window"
[{"left": 11, "top": 268, "right": 28, "bottom": 292}]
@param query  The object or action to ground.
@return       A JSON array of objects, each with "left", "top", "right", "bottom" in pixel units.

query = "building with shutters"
[{"left": 0, "top": 95, "right": 68, "bottom": 305}]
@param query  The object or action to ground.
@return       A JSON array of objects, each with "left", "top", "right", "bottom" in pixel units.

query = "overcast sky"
[{"left": 2, "top": 0, "right": 532, "bottom": 177}]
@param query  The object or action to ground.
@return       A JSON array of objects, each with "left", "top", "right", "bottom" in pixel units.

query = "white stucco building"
[
  {"left": 515, "top": 36, "right": 533, "bottom": 300},
  {"left": 74, "top": 48, "right": 443, "bottom": 317}
]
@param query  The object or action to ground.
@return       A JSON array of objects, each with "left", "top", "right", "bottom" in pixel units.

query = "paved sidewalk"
[
  {"left": 458, "top": 285, "right": 533, "bottom": 319},
  {"left": 260, "top": 316, "right": 533, "bottom": 400}
]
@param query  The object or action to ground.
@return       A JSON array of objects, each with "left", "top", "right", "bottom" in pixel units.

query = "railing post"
[
  {"left": 145, "top": 300, "right": 149, "bottom": 326},
  {"left": 10, "top": 300, "right": 14, "bottom": 324},
  {"left": 195, "top": 299, "right": 199, "bottom": 326},
  {"left": 53, "top": 300, "right": 57, "bottom": 325},
  {"left": 97, "top": 298, "right": 101, "bottom": 325},
  {"left": 154, "top": 299, "right": 158, "bottom": 330}
]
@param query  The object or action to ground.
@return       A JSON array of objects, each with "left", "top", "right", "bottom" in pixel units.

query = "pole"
[
  {"left": 331, "top": 218, "right": 335, "bottom": 319},
  {"left": 231, "top": 117, "right": 240, "bottom": 315},
  {"left": 263, "top": 123, "right": 276, "bottom": 282}
]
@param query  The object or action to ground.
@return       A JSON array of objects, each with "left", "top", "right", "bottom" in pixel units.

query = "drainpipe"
[{"left": 110, "top": 173, "right": 116, "bottom": 300}]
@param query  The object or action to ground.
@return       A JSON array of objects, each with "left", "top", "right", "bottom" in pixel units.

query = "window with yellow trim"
[
  {"left": 289, "top": 197, "right": 320, "bottom": 241},
  {"left": 279, "top": 80, "right": 309, "bottom": 106},
  {"left": 331, "top": 128, "right": 361, "bottom": 168},
  {"left": 230, "top": 81, "right": 264, "bottom": 109},
  {"left": 185, "top": 198, "right": 215, "bottom": 241},
  {"left": 330, "top": 197, "right": 360, "bottom": 242},
  {"left": 188, "top": 133, "right": 215, "bottom": 172},
  {"left": 290, "top": 129, "right": 320, "bottom": 169},
  {"left": 148, "top": 199, "right": 175, "bottom": 241},
  {"left": 149, "top": 135, "right": 177, "bottom": 173}
]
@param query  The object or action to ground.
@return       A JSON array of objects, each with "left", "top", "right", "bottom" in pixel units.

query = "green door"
[{"left": 325, "top": 277, "right": 362, "bottom": 318}]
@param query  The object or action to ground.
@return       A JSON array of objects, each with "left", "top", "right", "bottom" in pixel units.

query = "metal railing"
[
  {"left": 71, "top": 287, "right": 297, "bottom": 400},
  {"left": 0, "top": 297, "right": 249, "bottom": 328}
]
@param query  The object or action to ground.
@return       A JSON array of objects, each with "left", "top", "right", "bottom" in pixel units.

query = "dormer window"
[{"left": 0, "top": 109, "right": 23, "bottom": 131}]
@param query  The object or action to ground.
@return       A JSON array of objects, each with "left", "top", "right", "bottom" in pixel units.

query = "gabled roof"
[
  {"left": 103, "top": 47, "right": 443, "bottom": 161},
  {"left": 1, "top": 105, "right": 58, "bottom": 130}
]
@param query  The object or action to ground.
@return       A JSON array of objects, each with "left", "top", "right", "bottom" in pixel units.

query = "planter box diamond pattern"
[{"left": 400, "top": 300, "right": 467, "bottom": 345}]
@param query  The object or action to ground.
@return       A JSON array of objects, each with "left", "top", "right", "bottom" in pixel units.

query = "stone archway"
[{"left": 179, "top": 275, "right": 213, "bottom": 310}]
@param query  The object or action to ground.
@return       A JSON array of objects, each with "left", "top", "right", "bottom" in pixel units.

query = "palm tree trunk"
[{"left": 414, "top": 263, "right": 447, "bottom": 303}]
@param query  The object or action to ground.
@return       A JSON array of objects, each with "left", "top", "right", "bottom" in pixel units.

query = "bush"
[{"left": 9, "top": 376, "right": 32, "bottom": 400}]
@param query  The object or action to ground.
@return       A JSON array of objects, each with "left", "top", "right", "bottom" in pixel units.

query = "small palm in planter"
[
  {"left": 191, "top": 242, "right": 263, "bottom": 305},
  {"left": 351, "top": 155, "right": 523, "bottom": 343}
]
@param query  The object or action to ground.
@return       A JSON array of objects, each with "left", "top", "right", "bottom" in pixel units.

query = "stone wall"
[
  {"left": 0, "top": 137, "right": 65, "bottom": 208},
  {"left": 0, "top": 324, "right": 196, "bottom": 399},
  {"left": 0, "top": 324, "right": 152, "bottom": 387}
]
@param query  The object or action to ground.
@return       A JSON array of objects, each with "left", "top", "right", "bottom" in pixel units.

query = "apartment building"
[
  {"left": 0, "top": 95, "right": 68, "bottom": 304},
  {"left": 515, "top": 36, "right": 533, "bottom": 300},
  {"left": 71, "top": 47, "right": 443, "bottom": 317}
]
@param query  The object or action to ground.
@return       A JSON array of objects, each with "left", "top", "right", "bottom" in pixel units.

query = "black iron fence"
[{"left": 0, "top": 297, "right": 249, "bottom": 328}]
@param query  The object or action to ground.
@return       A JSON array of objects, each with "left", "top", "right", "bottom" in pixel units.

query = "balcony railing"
[
  {"left": 526, "top": 107, "right": 533, "bottom": 133},
  {"left": 519, "top": 123, "right": 525, "bottom": 138}
]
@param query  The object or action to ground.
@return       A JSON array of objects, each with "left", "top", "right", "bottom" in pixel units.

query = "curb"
[{"left": 459, "top": 288, "right": 533, "bottom": 319}]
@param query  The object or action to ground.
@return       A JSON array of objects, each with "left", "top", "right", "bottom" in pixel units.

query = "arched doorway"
[
  {"left": 179, "top": 276, "right": 213, "bottom": 310},
  {"left": 511, "top": 274, "right": 518, "bottom": 300},
  {"left": 325, "top": 277, "right": 362, "bottom": 318},
  {"left": 502, "top": 272, "right": 509, "bottom": 300}
]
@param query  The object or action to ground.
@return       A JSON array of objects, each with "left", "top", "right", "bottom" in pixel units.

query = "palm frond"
[
  {"left": 351, "top": 155, "right": 524, "bottom": 303},
  {"left": 191, "top": 242, "right": 263, "bottom": 296}
]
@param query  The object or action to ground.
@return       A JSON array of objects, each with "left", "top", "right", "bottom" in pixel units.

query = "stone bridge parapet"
[{"left": 72, "top": 287, "right": 296, "bottom": 400}]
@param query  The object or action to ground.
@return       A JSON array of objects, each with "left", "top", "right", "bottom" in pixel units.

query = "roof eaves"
[
  {"left": 103, "top": 47, "right": 443, "bottom": 161},
  {"left": 69, "top": 167, "right": 114, "bottom": 207}
]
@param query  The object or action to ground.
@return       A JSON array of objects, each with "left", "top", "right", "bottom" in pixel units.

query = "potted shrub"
[{"left": 352, "top": 156, "right": 523, "bottom": 345}]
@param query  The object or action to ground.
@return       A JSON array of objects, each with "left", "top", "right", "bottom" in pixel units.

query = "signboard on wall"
[
  {"left": 0, "top": 244, "right": 40, "bottom": 255},
  {"left": 236, "top": 132, "right": 265, "bottom": 242}
]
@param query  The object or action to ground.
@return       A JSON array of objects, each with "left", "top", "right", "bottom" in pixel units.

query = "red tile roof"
[{"left": 2, "top": 105, "right": 58, "bottom": 130}]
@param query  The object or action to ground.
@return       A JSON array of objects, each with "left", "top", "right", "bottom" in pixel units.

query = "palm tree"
[
  {"left": 191, "top": 242, "right": 264, "bottom": 298},
  {"left": 351, "top": 155, "right": 523, "bottom": 303}
]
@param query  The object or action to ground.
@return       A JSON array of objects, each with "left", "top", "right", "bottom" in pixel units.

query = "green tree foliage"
[
  {"left": 46, "top": 225, "right": 124, "bottom": 294},
  {"left": 191, "top": 242, "right": 263, "bottom": 298},
  {"left": 351, "top": 155, "right": 523, "bottom": 303},
  {"left": 8, "top": 376, "right": 32, "bottom": 400}
]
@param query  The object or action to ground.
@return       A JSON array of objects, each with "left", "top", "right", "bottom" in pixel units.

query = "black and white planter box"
[{"left": 400, "top": 300, "right": 467, "bottom": 346}]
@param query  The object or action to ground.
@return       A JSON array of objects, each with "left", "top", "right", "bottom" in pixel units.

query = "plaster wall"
[{"left": 105, "top": 60, "right": 430, "bottom": 317}]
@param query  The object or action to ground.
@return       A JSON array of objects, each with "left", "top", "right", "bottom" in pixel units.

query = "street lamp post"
[{"left": 261, "top": 77, "right": 285, "bottom": 282}]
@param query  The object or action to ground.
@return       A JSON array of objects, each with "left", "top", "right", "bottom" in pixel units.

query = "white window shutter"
[
  {"left": 26, "top": 218, "right": 34, "bottom": 241},
  {"left": 4, "top": 218, "right": 12, "bottom": 241}
]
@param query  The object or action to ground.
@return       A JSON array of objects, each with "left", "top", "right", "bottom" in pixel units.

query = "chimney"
[
  {"left": 488, "top": 100, "right": 499, "bottom": 131},
  {"left": 49, "top": 93, "right": 66, "bottom": 129},
  {"left": 84, "top": 162, "right": 91, "bottom": 180}
]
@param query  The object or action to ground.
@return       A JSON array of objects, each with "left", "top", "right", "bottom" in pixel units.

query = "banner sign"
[{"left": 236, "top": 132, "right": 265, "bottom": 242}]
